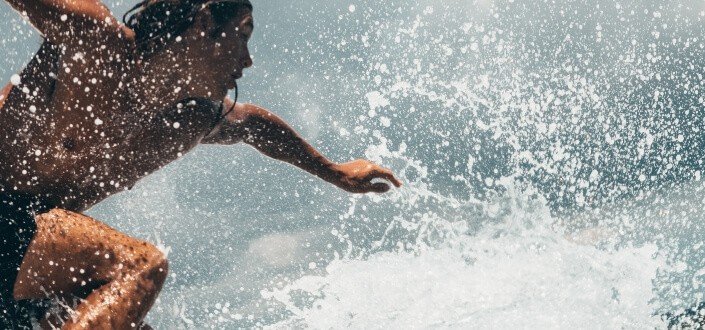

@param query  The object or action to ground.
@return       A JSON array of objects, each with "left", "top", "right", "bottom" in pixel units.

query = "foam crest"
[{"left": 265, "top": 181, "right": 664, "bottom": 328}]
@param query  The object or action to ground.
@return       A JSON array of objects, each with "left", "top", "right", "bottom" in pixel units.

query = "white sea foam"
[{"left": 264, "top": 182, "right": 665, "bottom": 329}]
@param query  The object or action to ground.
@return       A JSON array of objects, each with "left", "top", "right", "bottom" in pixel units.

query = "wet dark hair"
[{"left": 123, "top": 0, "right": 252, "bottom": 57}]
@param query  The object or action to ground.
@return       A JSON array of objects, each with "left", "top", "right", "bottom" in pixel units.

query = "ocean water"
[
  {"left": 264, "top": 181, "right": 665, "bottom": 329},
  {"left": 3, "top": 0, "right": 705, "bottom": 328}
]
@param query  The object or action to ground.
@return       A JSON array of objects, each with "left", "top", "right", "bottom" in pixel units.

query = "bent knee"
[
  {"left": 134, "top": 244, "right": 168, "bottom": 279},
  {"left": 152, "top": 256, "right": 169, "bottom": 285},
  {"left": 35, "top": 208, "right": 71, "bottom": 225},
  {"left": 34, "top": 208, "right": 104, "bottom": 234},
  {"left": 146, "top": 248, "right": 168, "bottom": 276},
  {"left": 141, "top": 248, "right": 168, "bottom": 289}
]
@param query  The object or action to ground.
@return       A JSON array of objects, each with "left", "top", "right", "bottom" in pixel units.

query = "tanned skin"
[{"left": 0, "top": 0, "right": 402, "bottom": 328}]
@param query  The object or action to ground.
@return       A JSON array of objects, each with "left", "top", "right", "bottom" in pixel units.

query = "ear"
[
  {"left": 238, "top": 15, "right": 253, "bottom": 33},
  {"left": 194, "top": 6, "right": 217, "bottom": 38},
  {"left": 230, "top": 15, "right": 252, "bottom": 42}
]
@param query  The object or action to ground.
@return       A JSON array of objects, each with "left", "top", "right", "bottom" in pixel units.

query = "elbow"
[
  {"left": 227, "top": 103, "right": 271, "bottom": 133},
  {"left": 229, "top": 103, "right": 269, "bottom": 123},
  {"left": 203, "top": 103, "right": 261, "bottom": 145},
  {"left": 222, "top": 103, "right": 281, "bottom": 146}
]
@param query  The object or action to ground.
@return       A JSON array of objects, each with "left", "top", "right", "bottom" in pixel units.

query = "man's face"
[{"left": 214, "top": 12, "right": 254, "bottom": 89}]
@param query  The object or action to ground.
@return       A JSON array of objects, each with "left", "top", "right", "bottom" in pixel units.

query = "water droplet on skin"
[{"left": 10, "top": 74, "right": 21, "bottom": 86}]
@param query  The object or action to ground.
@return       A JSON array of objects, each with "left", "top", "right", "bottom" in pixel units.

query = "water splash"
[
  {"left": 264, "top": 181, "right": 664, "bottom": 328},
  {"left": 3, "top": 0, "right": 705, "bottom": 327}
]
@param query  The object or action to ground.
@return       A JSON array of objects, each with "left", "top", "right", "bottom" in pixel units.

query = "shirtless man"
[{"left": 0, "top": 0, "right": 402, "bottom": 328}]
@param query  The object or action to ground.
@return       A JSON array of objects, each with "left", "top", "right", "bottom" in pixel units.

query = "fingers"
[
  {"left": 368, "top": 168, "right": 403, "bottom": 188},
  {"left": 386, "top": 172, "right": 402, "bottom": 187},
  {"left": 344, "top": 182, "right": 389, "bottom": 194},
  {"left": 370, "top": 182, "right": 391, "bottom": 193},
  {"left": 340, "top": 160, "right": 403, "bottom": 193}
]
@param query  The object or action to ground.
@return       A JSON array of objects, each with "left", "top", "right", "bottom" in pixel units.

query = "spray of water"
[{"left": 4, "top": 0, "right": 705, "bottom": 327}]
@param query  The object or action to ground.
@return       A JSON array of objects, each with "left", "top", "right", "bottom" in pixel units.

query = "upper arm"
[
  {"left": 201, "top": 99, "right": 261, "bottom": 145},
  {"left": 4, "top": 0, "right": 124, "bottom": 44}
]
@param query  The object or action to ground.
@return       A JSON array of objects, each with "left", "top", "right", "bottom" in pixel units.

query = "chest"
[{"left": 0, "top": 43, "right": 221, "bottom": 205}]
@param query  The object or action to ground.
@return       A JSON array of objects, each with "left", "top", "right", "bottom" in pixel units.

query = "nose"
[{"left": 242, "top": 55, "right": 253, "bottom": 68}]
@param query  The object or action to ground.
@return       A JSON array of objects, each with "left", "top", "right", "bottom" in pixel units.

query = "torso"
[{"left": 0, "top": 38, "right": 219, "bottom": 211}]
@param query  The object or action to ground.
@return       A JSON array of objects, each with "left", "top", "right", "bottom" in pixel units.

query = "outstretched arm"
[{"left": 203, "top": 100, "right": 402, "bottom": 193}]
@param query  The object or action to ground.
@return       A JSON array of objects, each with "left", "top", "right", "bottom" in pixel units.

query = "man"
[{"left": 0, "top": 0, "right": 401, "bottom": 328}]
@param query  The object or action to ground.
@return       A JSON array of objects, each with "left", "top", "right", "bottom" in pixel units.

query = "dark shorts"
[{"left": 0, "top": 194, "right": 49, "bottom": 329}]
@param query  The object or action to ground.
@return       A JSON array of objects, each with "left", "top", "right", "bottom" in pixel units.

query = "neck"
[{"left": 133, "top": 40, "right": 227, "bottom": 111}]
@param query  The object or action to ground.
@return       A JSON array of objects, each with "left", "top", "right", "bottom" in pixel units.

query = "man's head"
[{"left": 124, "top": 0, "right": 254, "bottom": 88}]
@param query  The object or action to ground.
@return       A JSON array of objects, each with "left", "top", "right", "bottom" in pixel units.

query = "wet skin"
[
  {"left": 1, "top": 0, "right": 401, "bottom": 328},
  {"left": 0, "top": 15, "right": 238, "bottom": 212}
]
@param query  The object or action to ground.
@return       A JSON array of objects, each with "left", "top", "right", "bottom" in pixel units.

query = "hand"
[{"left": 331, "top": 160, "right": 402, "bottom": 193}]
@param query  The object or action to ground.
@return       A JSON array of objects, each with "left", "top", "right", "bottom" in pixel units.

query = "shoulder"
[
  {"left": 173, "top": 97, "right": 224, "bottom": 117},
  {"left": 154, "top": 97, "right": 224, "bottom": 123}
]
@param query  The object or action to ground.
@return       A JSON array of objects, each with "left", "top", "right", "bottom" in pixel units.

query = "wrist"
[{"left": 322, "top": 162, "right": 343, "bottom": 184}]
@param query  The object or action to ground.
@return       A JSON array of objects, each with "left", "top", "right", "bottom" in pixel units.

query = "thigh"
[{"left": 13, "top": 208, "right": 163, "bottom": 301}]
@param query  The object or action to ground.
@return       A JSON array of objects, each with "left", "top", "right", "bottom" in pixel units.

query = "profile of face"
[{"left": 202, "top": 9, "right": 255, "bottom": 90}]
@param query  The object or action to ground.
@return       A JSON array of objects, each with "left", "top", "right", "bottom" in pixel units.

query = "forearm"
[
  {"left": 204, "top": 103, "right": 340, "bottom": 182},
  {"left": 6, "top": 0, "right": 112, "bottom": 18},
  {"left": 6, "top": 0, "right": 118, "bottom": 42}
]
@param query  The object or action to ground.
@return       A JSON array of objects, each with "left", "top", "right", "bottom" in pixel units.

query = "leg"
[{"left": 13, "top": 209, "right": 168, "bottom": 329}]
